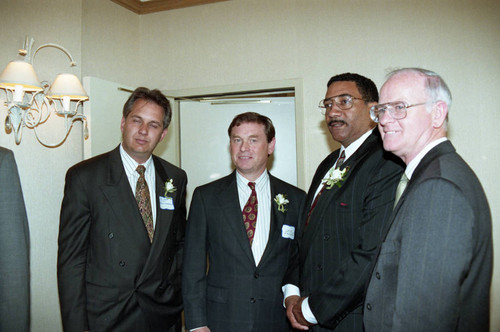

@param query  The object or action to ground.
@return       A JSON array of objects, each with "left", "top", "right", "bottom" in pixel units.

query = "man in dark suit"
[
  {"left": 364, "top": 68, "right": 492, "bottom": 331},
  {"left": 0, "top": 147, "right": 30, "bottom": 331},
  {"left": 57, "top": 87, "right": 187, "bottom": 332},
  {"left": 284, "top": 73, "right": 403, "bottom": 331},
  {"left": 182, "top": 112, "right": 306, "bottom": 332}
]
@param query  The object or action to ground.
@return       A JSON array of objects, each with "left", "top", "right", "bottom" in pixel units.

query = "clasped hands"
[{"left": 285, "top": 295, "right": 314, "bottom": 330}]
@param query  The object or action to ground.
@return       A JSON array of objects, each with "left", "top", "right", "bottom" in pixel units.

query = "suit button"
[
  {"left": 316, "top": 264, "right": 323, "bottom": 271},
  {"left": 250, "top": 298, "right": 256, "bottom": 303},
  {"left": 376, "top": 272, "right": 381, "bottom": 279},
  {"left": 119, "top": 261, "right": 125, "bottom": 267},
  {"left": 323, "top": 234, "right": 330, "bottom": 240},
  {"left": 366, "top": 303, "right": 372, "bottom": 311},
  {"left": 108, "top": 232, "right": 114, "bottom": 239},
  {"left": 254, "top": 272, "right": 259, "bottom": 279}
]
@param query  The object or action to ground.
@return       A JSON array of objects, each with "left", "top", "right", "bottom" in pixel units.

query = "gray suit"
[
  {"left": 0, "top": 147, "right": 30, "bottom": 331},
  {"left": 182, "top": 172, "right": 306, "bottom": 332},
  {"left": 364, "top": 141, "right": 492, "bottom": 331}
]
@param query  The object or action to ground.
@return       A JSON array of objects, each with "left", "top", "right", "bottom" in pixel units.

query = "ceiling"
[{"left": 111, "top": 0, "right": 229, "bottom": 14}]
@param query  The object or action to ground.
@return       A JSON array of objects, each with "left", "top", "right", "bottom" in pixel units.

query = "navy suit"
[
  {"left": 285, "top": 131, "right": 403, "bottom": 331},
  {"left": 182, "top": 172, "right": 306, "bottom": 332},
  {"left": 58, "top": 146, "right": 187, "bottom": 332},
  {"left": 364, "top": 141, "right": 492, "bottom": 331}
]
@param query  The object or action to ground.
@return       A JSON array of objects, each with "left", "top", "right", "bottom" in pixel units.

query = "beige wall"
[{"left": 1, "top": 0, "right": 498, "bottom": 331}]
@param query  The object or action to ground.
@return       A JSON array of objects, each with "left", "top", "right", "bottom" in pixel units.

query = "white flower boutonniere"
[
  {"left": 322, "top": 166, "right": 350, "bottom": 189},
  {"left": 164, "top": 179, "right": 177, "bottom": 196},
  {"left": 274, "top": 193, "right": 289, "bottom": 213}
]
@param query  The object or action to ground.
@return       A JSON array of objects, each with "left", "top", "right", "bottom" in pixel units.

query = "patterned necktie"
[
  {"left": 394, "top": 172, "right": 409, "bottom": 208},
  {"left": 242, "top": 182, "right": 258, "bottom": 245},
  {"left": 305, "top": 150, "right": 346, "bottom": 227},
  {"left": 136, "top": 165, "right": 154, "bottom": 243}
]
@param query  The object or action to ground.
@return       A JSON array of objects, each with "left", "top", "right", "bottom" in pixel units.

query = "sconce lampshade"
[
  {"left": 47, "top": 73, "right": 89, "bottom": 101},
  {"left": 0, "top": 60, "right": 43, "bottom": 91}
]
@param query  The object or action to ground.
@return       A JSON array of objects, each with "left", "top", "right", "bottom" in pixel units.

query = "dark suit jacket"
[
  {"left": 182, "top": 171, "right": 306, "bottom": 332},
  {"left": 57, "top": 146, "right": 187, "bottom": 332},
  {"left": 0, "top": 147, "right": 30, "bottom": 331},
  {"left": 284, "top": 130, "right": 403, "bottom": 331},
  {"left": 364, "top": 140, "right": 492, "bottom": 332}
]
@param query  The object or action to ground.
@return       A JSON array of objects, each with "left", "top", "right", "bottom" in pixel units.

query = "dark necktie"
[
  {"left": 136, "top": 165, "right": 154, "bottom": 243},
  {"left": 305, "top": 150, "right": 346, "bottom": 227},
  {"left": 394, "top": 172, "right": 409, "bottom": 208},
  {"left": 242, "top": 182, "right": 258, "bottom": 245}
]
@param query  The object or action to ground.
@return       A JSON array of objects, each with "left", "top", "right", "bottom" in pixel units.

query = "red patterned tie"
[
  {"left": 242, "top": 182, "right": 258, "bottom": 245},
  {"left": 305, "top": 150, "right": 345, "bottom": 227},
  {"left": 136, "top": 165, "right": 154, "bottom": 243}
]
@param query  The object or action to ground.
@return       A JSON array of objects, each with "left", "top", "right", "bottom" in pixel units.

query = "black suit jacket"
[
  {"left": 285, "top": 130, "right": 403, "bottom": 331},
  {"left": 57, "top": 146, "right": 187, "bottom": 332},
  {"left": 364, "top": 141, "right": 492, "bottom": 331},
  {"left": 182, "top": 172, "right": 306, "bottom": 332}
]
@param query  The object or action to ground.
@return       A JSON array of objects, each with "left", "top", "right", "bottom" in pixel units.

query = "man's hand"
[{"left": 285, "top": 295, "right": 312, "bottom": 330}]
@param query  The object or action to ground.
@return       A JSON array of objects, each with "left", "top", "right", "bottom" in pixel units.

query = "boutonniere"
[
  {"left": 163, "top": 179, "right": 177, "bottom": 196},
  {"left": 274, "top": 193, "right": 289, "bottom": 213},
  {"left": 322, "top": 166, "right": 350, "bottom": 189}
]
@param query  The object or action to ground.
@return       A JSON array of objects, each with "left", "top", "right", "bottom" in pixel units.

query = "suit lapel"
[
  {"left": 150, "top": 156, "right": 174, "bottom": 248},
  {"left": 257, "top": 175, "right": 286, "bottom": 267},
  {"left": 217, "top": 172, "right": 256, "bottom": 265},
  {"left": 301, "top": 132, "right": 379, "bottom": 258},
  {"left": 100, "top": 147, "right": 150, "bottom": 243},
  {"left": 393, "top": 140, "right": 455, "bottom": 213}
]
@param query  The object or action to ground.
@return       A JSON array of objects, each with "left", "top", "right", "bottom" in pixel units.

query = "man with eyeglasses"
[
  {"left": 364, "top": 68, "right": 492, "bottom": 331},
  {"left": 283, "top": 73, "right": 403, "bottom": 331}
]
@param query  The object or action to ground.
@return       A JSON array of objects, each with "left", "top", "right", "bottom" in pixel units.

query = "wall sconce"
[{"left": 0, "top": 36, "right": 89, "bottom": 147}]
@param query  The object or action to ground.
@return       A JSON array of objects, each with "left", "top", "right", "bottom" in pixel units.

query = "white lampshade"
[
  {"left": 47, "top": 73, "right": 88, "bottom": 101},
  {"left": 0, "top": 60, "right": 43, "bottom": 91}
]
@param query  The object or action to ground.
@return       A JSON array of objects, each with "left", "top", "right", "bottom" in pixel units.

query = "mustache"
[{"left": 328, "top": 119, "right": 347, "bottom": 126}]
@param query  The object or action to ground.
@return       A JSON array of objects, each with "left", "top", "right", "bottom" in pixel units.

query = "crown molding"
[{"left": 111, "top": 0, "right": 229, "bottom": 14}]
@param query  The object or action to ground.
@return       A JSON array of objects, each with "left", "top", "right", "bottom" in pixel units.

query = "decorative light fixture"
[{"left": 0, "top": 36, "right": 89, "bottom": 147}]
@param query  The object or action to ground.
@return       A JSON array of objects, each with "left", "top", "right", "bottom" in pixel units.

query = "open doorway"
[{"left": 177, "top": 88, "right": 298, "bottom": 207}]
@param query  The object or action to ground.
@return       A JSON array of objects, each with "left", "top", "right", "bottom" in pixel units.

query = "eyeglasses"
[
  {"left": 369, "top": 101, "right": 428, "bottom": 123},
  {"left": 318, "top": 94, "right": 364, "bottom": 115}
]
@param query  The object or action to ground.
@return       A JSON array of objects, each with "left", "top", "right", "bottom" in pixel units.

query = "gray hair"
[{"left": 386, "top": 68, "right": 452, "bottom": 109}]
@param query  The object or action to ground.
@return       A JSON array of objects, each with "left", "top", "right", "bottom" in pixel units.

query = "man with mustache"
[{"left": 284, "top": 73, "right": 403, "bottom": 331}]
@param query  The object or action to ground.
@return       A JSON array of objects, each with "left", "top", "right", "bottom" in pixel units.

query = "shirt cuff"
[
  {"left": 282, "top": 283, "right": 300, "bottom": 307},
  {"left": 302, "top": 297, "right": 318, "bottom": 324}
]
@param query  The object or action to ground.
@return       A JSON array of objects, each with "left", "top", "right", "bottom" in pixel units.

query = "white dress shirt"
[
  {"left": 236, "top": 170, "right": 271, "bottom": 266},
  {"left": 120, "top": 144, "right": 158, "bottom": 227}
]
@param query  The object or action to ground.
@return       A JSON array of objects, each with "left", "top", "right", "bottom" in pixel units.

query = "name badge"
[
  {"left": 282, "top": 225, "right": 295, "bottom": 240},
  {"left": 159, "top": 196, "right": 175, "bottom": 210}
]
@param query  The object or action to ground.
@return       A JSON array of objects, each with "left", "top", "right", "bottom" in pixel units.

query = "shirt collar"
[
  {"left": 340, "top": 128, "right": 374, "bottom": 161},
  {"left": 236, "top": 170, "right": 269, "bottom": 191},
  {"left": 120, "top": 143, "right": 153, "bottom": 173},
  {"left": 405, "top": 137, "right": 448, "bottom": 179}
]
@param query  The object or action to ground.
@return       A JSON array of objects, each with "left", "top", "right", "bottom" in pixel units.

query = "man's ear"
[
  {"left": 432, "top": 101, "right": 448, "bottom": 129},
  {"left": 268, "top": 137, "right": 276, "bottom": 156},
  {"left": 159, "top": 128, "right": 168, "bottom": 142}
]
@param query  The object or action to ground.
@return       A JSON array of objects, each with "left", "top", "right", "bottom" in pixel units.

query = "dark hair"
[
  {"left": 327, "top": 73, "right": 378, "bottom": 103},
  {"left": 227, "top": 112, "right": 275, "bottom": 143},
  {"left": 122, "top": 87, "right": 172, "bottom": 129}
]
